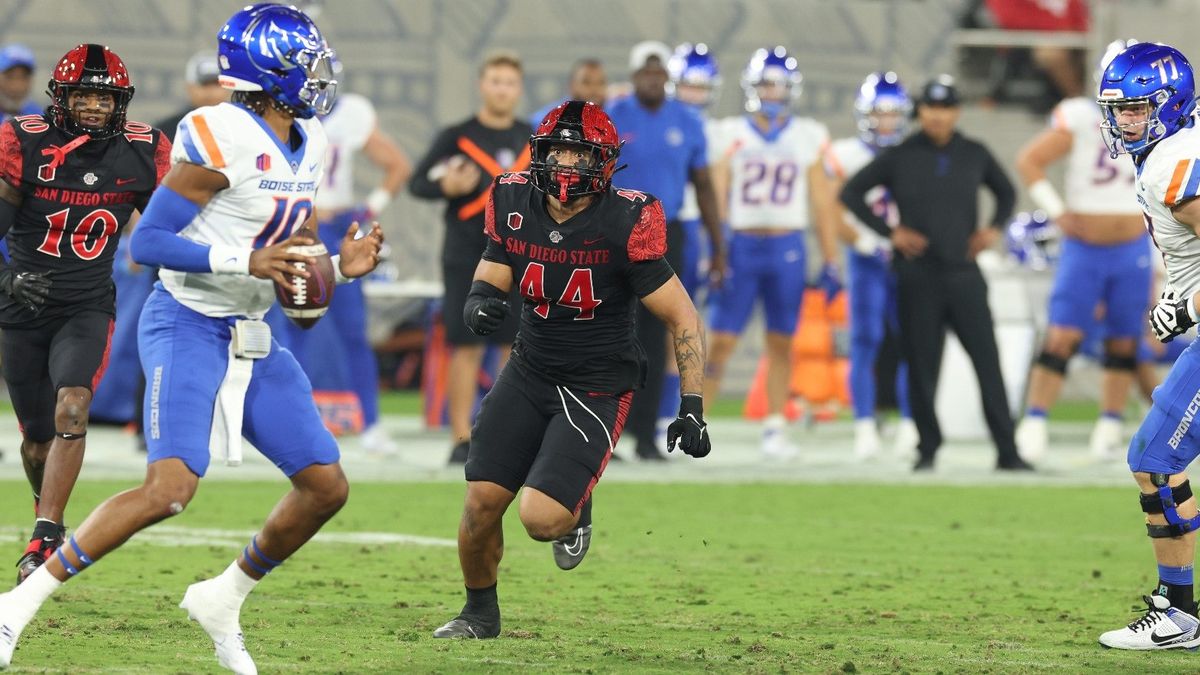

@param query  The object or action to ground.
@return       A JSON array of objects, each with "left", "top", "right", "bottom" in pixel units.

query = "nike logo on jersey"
[
  {"left": 116, "top": 177, "right": 136, "bottom": 185},
  {"left": 309, "top": 162, "right": 319, "bottom": 172},
  {"left": 584, "top": 237, "right": 605, "bottom": 245}
]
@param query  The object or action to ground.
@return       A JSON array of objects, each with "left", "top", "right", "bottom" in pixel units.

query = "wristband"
[
  {"left": 208, "top": 245, "right": 251, "bottom": 274},
  {"left": 330, "top": 254, "right": 351, "bottom": 284},
  {"left": 365, "top": 187, "right": 392, "bottom": 216},
  {"left": 679, "top": 393, "right": 703, "bottom": 418},
  {"left": 1028, "top": 179, "right": 1066, "bottom": 220}
]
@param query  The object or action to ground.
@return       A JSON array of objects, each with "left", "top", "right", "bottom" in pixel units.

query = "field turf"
[{"left": 0, "top": 478, "right": 1189, "bottom": 673}]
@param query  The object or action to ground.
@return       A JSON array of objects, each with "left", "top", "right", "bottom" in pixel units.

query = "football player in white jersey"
[
  {"left": 824, "top": 72, "right": 920, "bottom": 460},
  {"left": 1093, "top": 41, "right": 1200, "bottom": 651},
  {"left": 0, "top": 5, "right": 383, "bottom": 673},
  {"left": 1013, "top": 39, "right": 1152, "bottom": 463},
  {"left": 267, "top": 54, "right": 410, "bottom": 455},
  {"left": 704, "top": 46, "right": 841, "bottom": 458}
]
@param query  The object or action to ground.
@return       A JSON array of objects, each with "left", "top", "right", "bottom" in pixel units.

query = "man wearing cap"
[
  {"left": 840, "top": 75, "right": 1032, "bottom": 472},
  {"left": 155, "top": 52, "right": 230, "bottom": 143},
  {"left": 0, "top": 44, "right": 40, "bottom": 120},
  {"left": 607, "top": 40, "right": 725, "bottom": 461}
]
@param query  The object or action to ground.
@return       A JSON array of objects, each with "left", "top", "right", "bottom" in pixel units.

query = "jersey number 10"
[
  {"left": 37, "top": 208, "right": 118, "bottom": 260},
  {"left": 255, "top": 197, "right": 314, "bottom": 249}
]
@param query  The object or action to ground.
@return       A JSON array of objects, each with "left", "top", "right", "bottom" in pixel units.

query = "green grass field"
[{"left": 0, "top": 478, "right": 1190, "bottom": 673}]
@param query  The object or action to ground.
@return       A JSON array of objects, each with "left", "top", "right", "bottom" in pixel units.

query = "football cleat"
[
  {"left": 0, "top": 591, "right": 26, "bottom": 669},
  {"left": 448, "top": 440, "right": 470, "bottom": 465},
  {"left": 552, "top": 525, "right": 592, "bottom": 571},
  {"left": 1099, "top": 594, "right": 1200, "bottom": 650},
  {"left": 1089, "top": 416, "right": 1124, "bottom": 461},
  {"left": 179, "top": 579, "right": 257, "bottom": 675},
  {"left": 15, "top": 534, "right": 62, "bottom": 585},
  {"left": 853, "top": 418, "right": 881, "bottom": 460},
  {"left": 1014, "top": 415, "right": 1048, "bottom": 463},
  {"left": 892, "top": 417, "right": 920, "bottom": 458},
  {"left": 359, "top": 424, "right": 399, "bottom": 455},
  {"left": 432, "top": 615, "right": 500, "bottom": 639},
  {"left": 761, "top": 430, "right": 798, "bottom": 460}
]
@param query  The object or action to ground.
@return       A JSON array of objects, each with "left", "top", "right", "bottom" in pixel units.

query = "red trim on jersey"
[
  {"left": 573, "top": 390, "right": 633, "bottom": 515},
  {"left": 0, "top": 121, "right": 23, "bottom": 187},
  {"left": 90, "top": 318, "right": 115, "bottom": 392},
  {"left": 483, "top": 190, "right": 500, "bottom": 243},
  {"left": 626, "top": 200, "right": 667, "bottom": 262},
  {"left": 152, "top": 130, "right": 172, "bottom": 185}
]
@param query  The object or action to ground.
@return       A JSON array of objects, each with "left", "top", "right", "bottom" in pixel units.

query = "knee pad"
[
  {"left": 1036, "top": 351, "right": 1069, "bottom": 375},
  {"left": 1143, "top": 476, "right": 1200, "bottom": 538},
  {"left": 1103, "top": 353, "right": 1138, "bottom": 372}
]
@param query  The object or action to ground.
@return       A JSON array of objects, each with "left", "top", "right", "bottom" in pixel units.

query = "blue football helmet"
[
  {"left": 741, "top": 46, "right": 802, "bottom": 118},
  {"left": 854, "top": 72, "right": 912, "bottom": 147},
  {"left": 1097, "top": 42, "right": 1195, "bottom": 157},
  {"left": 1005, "top": 211, "right": 1059, "bottom": 271},
  {"left": 217, "top": 3, "right": 337, "bottom": 119},
  {"left": 668, "top": 43, "right": 721, "bottom": 109}
]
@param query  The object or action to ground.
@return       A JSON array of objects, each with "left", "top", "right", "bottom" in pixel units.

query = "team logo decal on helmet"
[
  {"left": 217, "top": 2, "right": 337, "bottom": 119},
  {"left": 530, "top": 100, "right": 622, "bottom": 203},
  {"left": 1097, "top": 41, "right": 1196, "bottom": 157},
  {"left": 46, "top": 43, "right": 135, "bottom": 140},
  {"left": 854, "top": 71, "right": 912, "bottom": 148}
]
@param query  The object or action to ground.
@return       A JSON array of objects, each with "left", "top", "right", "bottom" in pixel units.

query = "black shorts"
[
  {"left": 442, "top": 261, "right": 519, "bottom": 346},
  {"left": 1, "top": 308, "right": 114, "bottom": 442},
  {"left": 465, "top": 361, "right": 633, "bottom": 515}
]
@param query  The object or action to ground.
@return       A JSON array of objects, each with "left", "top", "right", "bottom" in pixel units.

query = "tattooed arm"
[{"left": 640, "top": 275, "right": 706, "bottom": 396}]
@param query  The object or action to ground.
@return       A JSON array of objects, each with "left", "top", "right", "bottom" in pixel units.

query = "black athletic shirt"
[
  {"left": 409, "top": 116, "right": 533, "bottom": 268},
  {"left": 482, "top": 173, "right": 675, "bottom": 393},
  {"left": 0, "top": 114, "right": 170, "bottom": 327}
]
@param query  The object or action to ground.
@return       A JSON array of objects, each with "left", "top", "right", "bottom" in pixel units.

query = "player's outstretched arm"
[{"left": 642, "top": 276, "right": 711, "bottom": 458}]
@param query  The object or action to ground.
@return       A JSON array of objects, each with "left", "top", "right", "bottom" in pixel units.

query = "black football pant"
[
  {"left": 894, "top": 259, "right": 1019, "bottom": 464},
  {"left": 626, "top": 219, "right": 684, "bottom": 452}
]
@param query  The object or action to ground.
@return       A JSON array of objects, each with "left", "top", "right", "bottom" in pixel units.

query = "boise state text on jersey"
[
  {"left": 481, "top": 173, "right": 672, "bottom": 393},
  {"left": 0, "top": 114, "right": 170, "bottom": 326}
]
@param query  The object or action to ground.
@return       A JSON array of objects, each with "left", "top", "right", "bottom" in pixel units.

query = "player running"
[
  {"left": 0, "top": 43, "right": 170, "bottom": 583},
  {"left": 1013, "top": 39, "right": 1151, "bottom": 463},
  {"left": 0, "top": 5, "right": 382, "bottom": 672},
  {"left": 1093, "top": 41, "right": 1200, "bottom": 650},
  {"left": 823, "top": 71, "right": 919, "bottom": 459},
  {"left": 703, "top": 46, "right": 841, "bottom": 459},
  {"left": 432, "top": 100, "right": 711, "bottom": 639}
]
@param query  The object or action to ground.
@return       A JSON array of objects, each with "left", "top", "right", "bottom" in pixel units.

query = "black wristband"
[
  {"left": 679, "top": 394, "right": 703, "bottom": 418},
  {"left": 469, "top": 279, "right": 507, "bottom": 300}
]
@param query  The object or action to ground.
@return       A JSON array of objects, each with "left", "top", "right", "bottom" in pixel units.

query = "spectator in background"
[
  {"left": 410, "top": 51, "right": 530, "bottom": 464},
  {"left": 840, "top": 76, "right": 1032, "bottom": 473},
  {"left": 154, "top": 52, "right": 230, "bottom": 141},
  {"left": 0, "top": 44, "right": 40, "bottom": 120},
  {"left": 607, "top": 40, "right": 726, "bottom": 461},
  {"left": 530, "top": 58, "right": 608, "bottom": 126},
  {"left": 267, "top": 53, "right": 411, "bottom": 454}
]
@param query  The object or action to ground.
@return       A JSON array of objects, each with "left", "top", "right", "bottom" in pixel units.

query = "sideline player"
[
  {"left": 267, "top": 53, "right": 410, "bottom": 454},
  {"left": 0, "top": 44, "right": 170, "bottom": 583},
  {"left": 1093, "top": 41, "right": 1200, "bottom": 650},
  {"left": 432, "top": 101, "right": 711, "bottom": 639},
  {"left": 1013, "top": 39, "right": 1150, "bottom": 463},
  {"left": 823, "top": 71, "right": 919, "bottom": 459},
  {"left": 0, "top": 5, "right": 382, "bottom": 672},
  {"left": 703, "top": 46, "right": 841, "bottom": 459}
]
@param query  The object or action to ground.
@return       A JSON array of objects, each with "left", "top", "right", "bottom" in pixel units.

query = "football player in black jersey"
[
  {"left": 0, "top": 44, "right": 169, "bottom": 583},
  {"left": 433, "top": 100, "right": 711, "bottom": 639}
]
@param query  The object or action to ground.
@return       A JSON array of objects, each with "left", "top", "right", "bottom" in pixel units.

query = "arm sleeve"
[
  {"left": 480, "top": 183, "right": 509, "bottom": 265},
  {"left": 983, "top": 146, "right": 1017, "bottom": 227},
  {"left": 840, "top": 151, "right": 893, "bottom": 236},
  {"left": 129, "top": 185, "right": 212, "bottom": 273},
  {"left": 407, "top": 128, "right": 457, "bottom": 200}
]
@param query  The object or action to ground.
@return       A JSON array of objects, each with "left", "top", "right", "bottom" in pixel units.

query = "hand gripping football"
[{"left": 274, "top": 241, "right": 335, "bottom": 329}]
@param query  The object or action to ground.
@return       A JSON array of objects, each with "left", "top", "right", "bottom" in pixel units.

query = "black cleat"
[
  {"left": 912, "top": 455, "right": 935, "bottom": 472},
  {"left": 432, "top": 615, "right": 500, "bottom": 639},
  {"left": 552, "top": 525, "right": 591, "bottom": 570},
  {"left": 16, "top": 534, "right": 62, "bottom": 585},
  {"left": 997, "top": 456, "right": 1035, "bottom": 472},
  {"left": 448, "top": 441, "right": 470, "bottom": 465},
  {"left": 635, "top": 442, "right": 666, "bottom": 462}
]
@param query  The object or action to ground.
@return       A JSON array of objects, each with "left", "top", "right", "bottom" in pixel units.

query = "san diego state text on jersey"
[
  {"left": 0, "top": 114, "right": 170, "bottom": 326},
  {"left": 481, "top": 173, "right": 672, "bottom": 393}
]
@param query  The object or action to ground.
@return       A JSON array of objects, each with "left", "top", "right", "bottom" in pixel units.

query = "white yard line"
[{"left": 0, "top": 524, "right": 456, "bottom": 548}]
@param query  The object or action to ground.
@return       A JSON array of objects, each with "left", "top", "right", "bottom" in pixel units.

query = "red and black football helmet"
[
  {"left": 530, "top": 100, "right": 621, "bottom": 202},
  {"left": 45, "top": 43, "right": 135, "bottom": 139}
]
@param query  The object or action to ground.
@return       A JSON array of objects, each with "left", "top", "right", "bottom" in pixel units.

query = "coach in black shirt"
[{"left": 840, "top": 75, "right": 1032, "bottom": 472}]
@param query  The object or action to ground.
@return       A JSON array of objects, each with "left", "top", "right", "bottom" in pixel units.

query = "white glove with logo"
[{"left": 1149, "top": 287, "right": 1196, "bottom": 343}]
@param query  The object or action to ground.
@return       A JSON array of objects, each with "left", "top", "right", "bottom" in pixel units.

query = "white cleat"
[
  {"left": 180, "top": 580, "right": 258, "bottom": 675},
  {"left": 761, "top": 430, "right": 799, "bottom": 460},
  {"left": 0, "top": 595, "right": 23, "bottom": 670},
  {"left": 1014, "top": 416, "right": 1049, "bottom": 463},
  {"left": 1099, "top": 594, "right": 1200, "bottom": 650},
  {"left": 853, "top": 418, "right": 881, "bottom": 460},
  {"left": 1088, "top": 416, "right": 1125, "bottom": 461},
  {"left": 359, "top": 423, "right": 400, "bottom": 455},
  {"left": 891, "top": 417, "right": 920, "bottom": 459}
]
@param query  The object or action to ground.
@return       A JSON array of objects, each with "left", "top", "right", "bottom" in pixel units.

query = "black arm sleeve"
[
  {"left": 407, "top": 128, "right": 458, "bottom": 200},
  {"left": 839, "top": 152, "right": 893, "bottom": 237},
  {"left": 982, "top": 146, "right": 1016, "bottom": 227},
  {"left": 627, "top": 258, "right": 675, "bottom": 298}
]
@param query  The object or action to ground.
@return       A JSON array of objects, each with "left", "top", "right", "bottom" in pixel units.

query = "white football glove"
[{"left": 1149, "top": 287, "right": 1196, "bottom": 343}]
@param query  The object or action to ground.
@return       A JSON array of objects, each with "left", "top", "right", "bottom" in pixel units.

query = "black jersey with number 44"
[
  {"left": 482, "top": 172, "right": 675, "bottom": 393},
  {"left": 0, "top": 114, "right": 170, "bottom": 327}
]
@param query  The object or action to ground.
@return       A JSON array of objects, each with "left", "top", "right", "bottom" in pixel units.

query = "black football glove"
[
  {"left": 0, "top": 268, "right": 50, "bottom": 313},
  {"left": 666, "top": 394, "right": 711, "bottom": 458},
  {"left": 1149, "top": 287, "right": 1195, "bottom": 343},
  {"left": 463, "top": 280, "right": 511, "bottom": 337}
]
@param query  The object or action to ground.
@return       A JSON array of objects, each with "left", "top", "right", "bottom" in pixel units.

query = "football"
[{"left": 274, "top": 241, "right": 336, "bottom": 329}]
